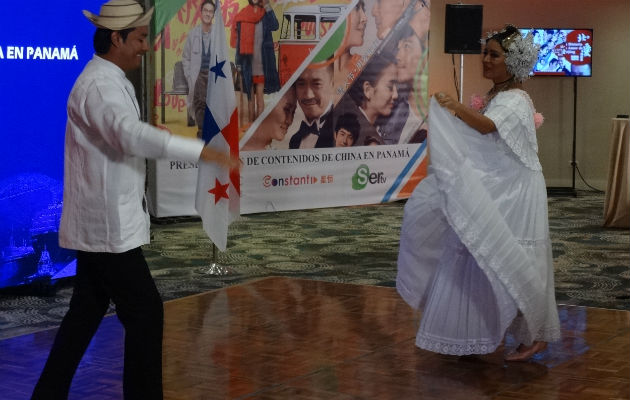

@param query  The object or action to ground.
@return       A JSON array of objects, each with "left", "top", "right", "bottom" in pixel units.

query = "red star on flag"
[{"left": 208, "top": 178, "right": 230, "bottom": 204}]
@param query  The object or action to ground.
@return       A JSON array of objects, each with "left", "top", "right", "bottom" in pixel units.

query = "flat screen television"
[
  {"left": 519, "top": 28, "right": 593, "bottom": 77},
  {"left": 0, "top": 0, "right": 104, "bottom": 290}
]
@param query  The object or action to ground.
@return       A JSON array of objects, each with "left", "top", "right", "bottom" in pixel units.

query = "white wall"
[{"left": 427, "top": 0, "right": 630, "bottom": 189}]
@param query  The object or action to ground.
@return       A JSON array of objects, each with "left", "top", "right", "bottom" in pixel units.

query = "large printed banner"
[
  {"left": 149, "top": 0, "right": 430, "bottom": 215},
  {"left": 242, "top": 144, "right": 427, "bottom": 211}
]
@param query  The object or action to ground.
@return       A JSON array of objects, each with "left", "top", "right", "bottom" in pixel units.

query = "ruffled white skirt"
[{"left": 397, "top": 99, "right": 561, "bottom": 356}]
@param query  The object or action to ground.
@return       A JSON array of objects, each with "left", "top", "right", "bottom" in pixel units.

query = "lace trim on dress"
[
  {"left": 432, "top": 161, "right": 547, "bottom": 346},
  {"left": 508, "top": 314, "right": 562, "bottom": 344},
  {"left": 485, "top": 90, "right": 542, "bottom": 171},
  {"left": 436, "top": 168, "right": 546, "bottom": 327},
  {"left": 426, "top": 98, "right": 558, "bottom": 347},
  {"left": 517, "top": 238, "right": 549, "bottom": 248},
  {"left": 417, "top": 333, "right": 500, "bottom": 356}
]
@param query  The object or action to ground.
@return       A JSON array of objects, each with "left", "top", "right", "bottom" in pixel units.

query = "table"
[{"left": 603, "top": 118, "right": 629, "bottom": 228}]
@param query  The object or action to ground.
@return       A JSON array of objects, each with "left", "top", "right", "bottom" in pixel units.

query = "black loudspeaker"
[{"left": 444, "top": 4, "right": 483, "bottom": 54}]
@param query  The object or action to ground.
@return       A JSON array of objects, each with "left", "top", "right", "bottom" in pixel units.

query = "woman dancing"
[{"left": 397, "top": 25, "right": 561, "bottom": 361}]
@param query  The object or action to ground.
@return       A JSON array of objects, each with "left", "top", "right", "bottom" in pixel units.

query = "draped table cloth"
[{"left": 604, "top": 118, "right": 629, "bottom": 228}]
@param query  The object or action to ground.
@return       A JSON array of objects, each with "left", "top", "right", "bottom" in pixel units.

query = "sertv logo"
[{"left": 352, "top": 164, "right": 386, "bottom": 190}]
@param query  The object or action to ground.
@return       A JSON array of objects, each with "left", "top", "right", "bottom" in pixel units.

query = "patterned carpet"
[{"left": 0, "top": 190, "right": 628, "bottom": 339}]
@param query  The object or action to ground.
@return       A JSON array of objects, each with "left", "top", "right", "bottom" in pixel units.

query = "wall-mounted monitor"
[{"left": 520, "top": 28, "right": 593, "bottom": 77}]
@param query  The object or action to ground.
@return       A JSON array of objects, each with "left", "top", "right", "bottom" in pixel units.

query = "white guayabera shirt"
[{"left": 60, "top": 55, "right": 204, "bottom": 253}]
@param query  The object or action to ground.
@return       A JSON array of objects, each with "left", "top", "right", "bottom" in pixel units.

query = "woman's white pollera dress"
[{"left": 397, "top": 91, "right": 561, "bottom": 355}]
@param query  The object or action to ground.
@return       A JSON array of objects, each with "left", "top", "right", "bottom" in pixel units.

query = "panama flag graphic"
[{"left": 195, "top": 0, "right": 240, "bottom": 251}]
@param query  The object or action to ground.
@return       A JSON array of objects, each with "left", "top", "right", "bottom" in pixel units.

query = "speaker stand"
[{"left": 459, "top": 54, "right": 464, "bottom": 103}]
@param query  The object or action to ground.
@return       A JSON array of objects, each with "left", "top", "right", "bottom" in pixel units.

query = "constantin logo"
[
  {"left": 352, "top": 164, "right": 386, "bottom": 190},
  {"left": 263, "top": 174, "right": 318, "bottom": 188}
]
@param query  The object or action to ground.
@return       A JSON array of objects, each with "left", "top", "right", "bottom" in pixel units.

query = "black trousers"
[{"left": 32, "top": 247, "right": 164, "bottom": 400}]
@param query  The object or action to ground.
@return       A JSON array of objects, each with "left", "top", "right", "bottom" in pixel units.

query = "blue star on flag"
[{"left": 210, "top": 56, "right": 226, "bottom": 83}]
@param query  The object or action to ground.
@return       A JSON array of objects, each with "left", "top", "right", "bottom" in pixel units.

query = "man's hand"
[{"left": 200, "top": 146, "right": 241, "bottom": 170}]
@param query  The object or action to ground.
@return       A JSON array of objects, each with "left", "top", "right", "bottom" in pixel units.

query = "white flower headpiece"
[{"left": 482, "top": 25, "right": 540, "bottom": 82}]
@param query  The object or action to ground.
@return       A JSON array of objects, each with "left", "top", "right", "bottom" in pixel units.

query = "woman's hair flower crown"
[{"left": 481, "top": 24, "right": 540, "bottom": 82}]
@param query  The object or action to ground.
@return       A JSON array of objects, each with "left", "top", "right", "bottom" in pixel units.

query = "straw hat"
[{"left": 83, "top": 0, "right": 154, "bottom": 30}]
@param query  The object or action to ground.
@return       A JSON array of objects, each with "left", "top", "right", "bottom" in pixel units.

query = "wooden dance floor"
[{"left": 1, "top": 277, "right": 629, "bottom": 399}]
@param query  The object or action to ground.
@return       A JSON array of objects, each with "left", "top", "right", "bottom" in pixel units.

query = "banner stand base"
[
  {"left": 197, "top": 243, "right": 232, "bottom": 275},
  {"left": 198, "top": 263, "right": 232, "bottom": 276}
]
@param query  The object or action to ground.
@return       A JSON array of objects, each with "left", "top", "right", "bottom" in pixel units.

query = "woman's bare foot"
[{"left": 505, "top": 341, "right": 547, "bottom": 362}]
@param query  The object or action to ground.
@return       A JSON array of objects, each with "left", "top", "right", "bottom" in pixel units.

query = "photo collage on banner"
[{"left": 149, "top": 0, "right": 431, "bottom": 215}]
